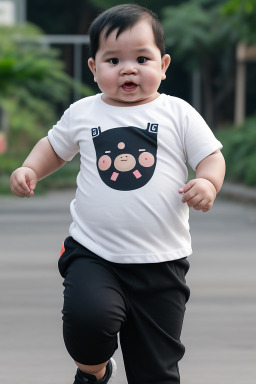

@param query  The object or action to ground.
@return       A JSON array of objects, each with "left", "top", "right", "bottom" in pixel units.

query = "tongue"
[{"left": 123, "top": 82, "right": 137, "bottom": 92}]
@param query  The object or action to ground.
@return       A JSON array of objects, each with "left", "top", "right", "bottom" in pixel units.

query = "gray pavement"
[
  {"left": 0, "top": 190, "right": 256, "bottom": 384},
  {"left": 221, "top": 181, "right": 256, "bottom": 205}
]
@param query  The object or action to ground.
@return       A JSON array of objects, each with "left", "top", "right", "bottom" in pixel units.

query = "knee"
[
  {"left": 62, "top": 303, "right": 120, "bottom": 364},
  {"left": 62, "top": 298, "right": 122, "bottom": 341}
]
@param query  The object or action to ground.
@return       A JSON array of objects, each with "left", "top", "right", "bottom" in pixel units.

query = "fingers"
[
  {"left": 179, "top": 179, "right": 216, "bottom": 212},
  {"left": 10, "top": 168, "right": 37, "bottom": 198},
  {"left": 184, "top": 194, "right": 211, "bottom": 211},
  {"left": 193, "top": 199, "right": 213, "bottom": 212},
  {"left": 10, "top": 178, "right": 29, "bottom": 197},
  {"left": 28, "top": 179, "right": 37, "bottom": 192},
  {"left": 10, "top": 179, "right": 32, "bottom": 198},
  {"left": 185, "top": 196, "right": 212, "bottom": 212},
  {"left": 179, "top": 181, "right": 197, "bottom": 204},
  {"left": 186, "top": 195, "right": 204, "bottom": 208},
  {"left": 178, "top": 180, "right": 194, "bottom": 195},
  {"left": 202, "top": 202, "right": 213, "bottom": 212}
]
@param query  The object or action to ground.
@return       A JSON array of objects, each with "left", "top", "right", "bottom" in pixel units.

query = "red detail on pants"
[{"left": 60, "top": 242, "right": 65, "bottom": 258}]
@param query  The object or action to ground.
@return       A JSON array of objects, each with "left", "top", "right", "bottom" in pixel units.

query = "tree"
[
  {"left": 0, "top": 24, "right": 91, "bottom": 155},
  {"left": 223, "top": 0, "right": 256, "bottom": 43},
  {"left": 161, "top": 0, "right": 238, "bottom": 127}
]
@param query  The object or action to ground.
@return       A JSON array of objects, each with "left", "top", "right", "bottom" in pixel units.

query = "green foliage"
[
  {"left": 216, "top": 116, "right": 256, "bottom": 186},
  {"left": 0, "top": 23, "right": 92, "bottom": 150},
  {"left": 222, "top": 0, "right": 256, "bottom": 43},
  {"left": 3, "top": 95, "right": 55, "bottom": 155},
  {"left": 0, "top": 23, "right": 93, "bottom": 194},
  {"left": 0, "top": 154, "right": 21, "bottom": 175},
  {"left": 0, "top": 24, "right": 77, "bottom": 106},
  {"left": 161, "top": 0, "right": 237, "bottom": 70},
  {"left": 161, "top": 0, "right": 256, "bottom": 69}
]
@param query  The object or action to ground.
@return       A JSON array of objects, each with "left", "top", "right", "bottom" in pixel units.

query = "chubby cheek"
[
  {"left": 96, "top": 67, "right": 116, "bottom": 92},
  {"left": 98, "top": 155, "right": 112, "bottom": 171},
  {"left": 142, "top": 66, "right": 161, "bottom": 83},
  {"left": 138, "top": 152, "right": 155, "bottom": 167}
]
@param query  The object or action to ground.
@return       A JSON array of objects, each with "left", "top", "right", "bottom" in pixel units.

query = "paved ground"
[{"left": 0, "top": 191, "right": 255, "bottom": 384}]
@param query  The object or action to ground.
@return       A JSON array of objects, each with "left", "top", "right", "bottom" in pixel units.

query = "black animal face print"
[{"left": 92, "top": 124, "right": 158, "bottom": 191}]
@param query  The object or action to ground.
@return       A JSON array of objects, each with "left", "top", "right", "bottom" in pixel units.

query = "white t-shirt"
[{"left": 48, "top": 93, "right": 222, "bottom": 263}]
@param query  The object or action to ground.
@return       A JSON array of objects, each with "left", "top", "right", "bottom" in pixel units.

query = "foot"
[{"left": 74, "top": 358, "right": 117, "bottom": 384}]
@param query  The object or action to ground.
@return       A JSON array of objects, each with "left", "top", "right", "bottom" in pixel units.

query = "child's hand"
[
  {"left": 10, "top": 167, "right": 38, "bottom": 198},
  {"left": 179, "top": 178, "right": 217, "bottom": 212}
]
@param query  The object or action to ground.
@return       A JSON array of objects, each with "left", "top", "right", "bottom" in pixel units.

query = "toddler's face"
[{"left": 88, "top": 19, "right": 170, "bottom": 107}]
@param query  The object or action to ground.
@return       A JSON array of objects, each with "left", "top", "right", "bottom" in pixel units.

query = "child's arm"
[
  {"left": 179, "top": 150, "right": 225, "bottom": 212},
  {"left": 10, "top": 137, "right": 66, "bottom": 198}
]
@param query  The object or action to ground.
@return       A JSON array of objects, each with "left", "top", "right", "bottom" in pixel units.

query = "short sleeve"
[
  {"left": 48, "top": 107, "right": 79, "bottom": 161},
  {"left": 183, "top": 105, "right": 223, "bottom": 170}
]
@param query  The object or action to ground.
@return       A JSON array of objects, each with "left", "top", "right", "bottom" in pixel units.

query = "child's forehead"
[
  {"left": 97, "top": 20, "right": 157, "bottom": 54},
  {"left": 99, "top": 19, "right": 153, "bottom": 44}
]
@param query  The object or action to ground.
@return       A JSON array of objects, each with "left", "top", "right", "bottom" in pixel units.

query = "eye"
[
  {"left": 137, "top": 56, "right": 148, "bottom": 64},
  {"left": 108, "top": 58, "right": 119, "bottom": 65}
]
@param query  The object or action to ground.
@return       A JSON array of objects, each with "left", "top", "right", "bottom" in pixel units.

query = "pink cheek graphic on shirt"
[
  {"left": 131, "top": 152, "right": 154, "bottom": 179},
  {"left": 138, "top": 152, "right": 155, "bottom": 167},
  {"left": 98, "top": 155, "right": 112, "bottom": 171}
]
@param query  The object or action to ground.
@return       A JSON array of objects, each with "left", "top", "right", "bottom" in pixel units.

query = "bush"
[
  {"left": 0, "top": 23, "right": 93, "bottom": 194},
  {"left": 216, "top": 116, "right": 256, "bottom": 186},
  {"left": 0, "top": 23, "right": 92, "bottom": 153}
]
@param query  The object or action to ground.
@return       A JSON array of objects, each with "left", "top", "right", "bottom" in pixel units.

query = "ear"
[
  {"left": 88, "top": 58, "right": 97, "bottom": 82},
  {"left": 161, "top": 54, "right": 171, "bottom": 80}
]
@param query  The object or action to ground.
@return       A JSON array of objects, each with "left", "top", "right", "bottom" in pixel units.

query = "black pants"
[{"left": 59, "top": 236, "right": 190, "bottom": 384}]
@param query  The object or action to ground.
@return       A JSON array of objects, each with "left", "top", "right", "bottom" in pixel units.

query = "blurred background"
[
  {"left": 1, "top": 0, "right": 256, "bottom": 191},
  {"left": 1, "top": 2, "right": 256, "bottom": 384}
]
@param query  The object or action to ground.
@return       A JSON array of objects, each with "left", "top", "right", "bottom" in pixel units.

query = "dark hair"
[{"left": 88, "top": 4, "right": 166, "bottom": 59}]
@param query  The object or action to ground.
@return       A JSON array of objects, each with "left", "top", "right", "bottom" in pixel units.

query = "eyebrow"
[
  {"left": 102, "top": 48, "right": 154, "bottom": 58},
  {"left": 102, "top": 50, "right": 119, "bottom": 58},
  {"left": 136, "top": 47, "right": 154, "bottom": 55}
]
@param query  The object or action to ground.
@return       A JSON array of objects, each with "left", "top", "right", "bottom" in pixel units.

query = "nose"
[{"left": 120, "top": 61, "right": 138, "bottom": 76}]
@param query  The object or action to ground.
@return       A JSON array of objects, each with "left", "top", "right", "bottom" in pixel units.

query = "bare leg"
[{"left": 75, "top": 360, "right": 108, "bottom": 381}]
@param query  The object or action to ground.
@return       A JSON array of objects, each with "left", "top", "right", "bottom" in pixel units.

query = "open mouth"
[{"left": 122, "top": 82, "right": 137, "bottom": 92}]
